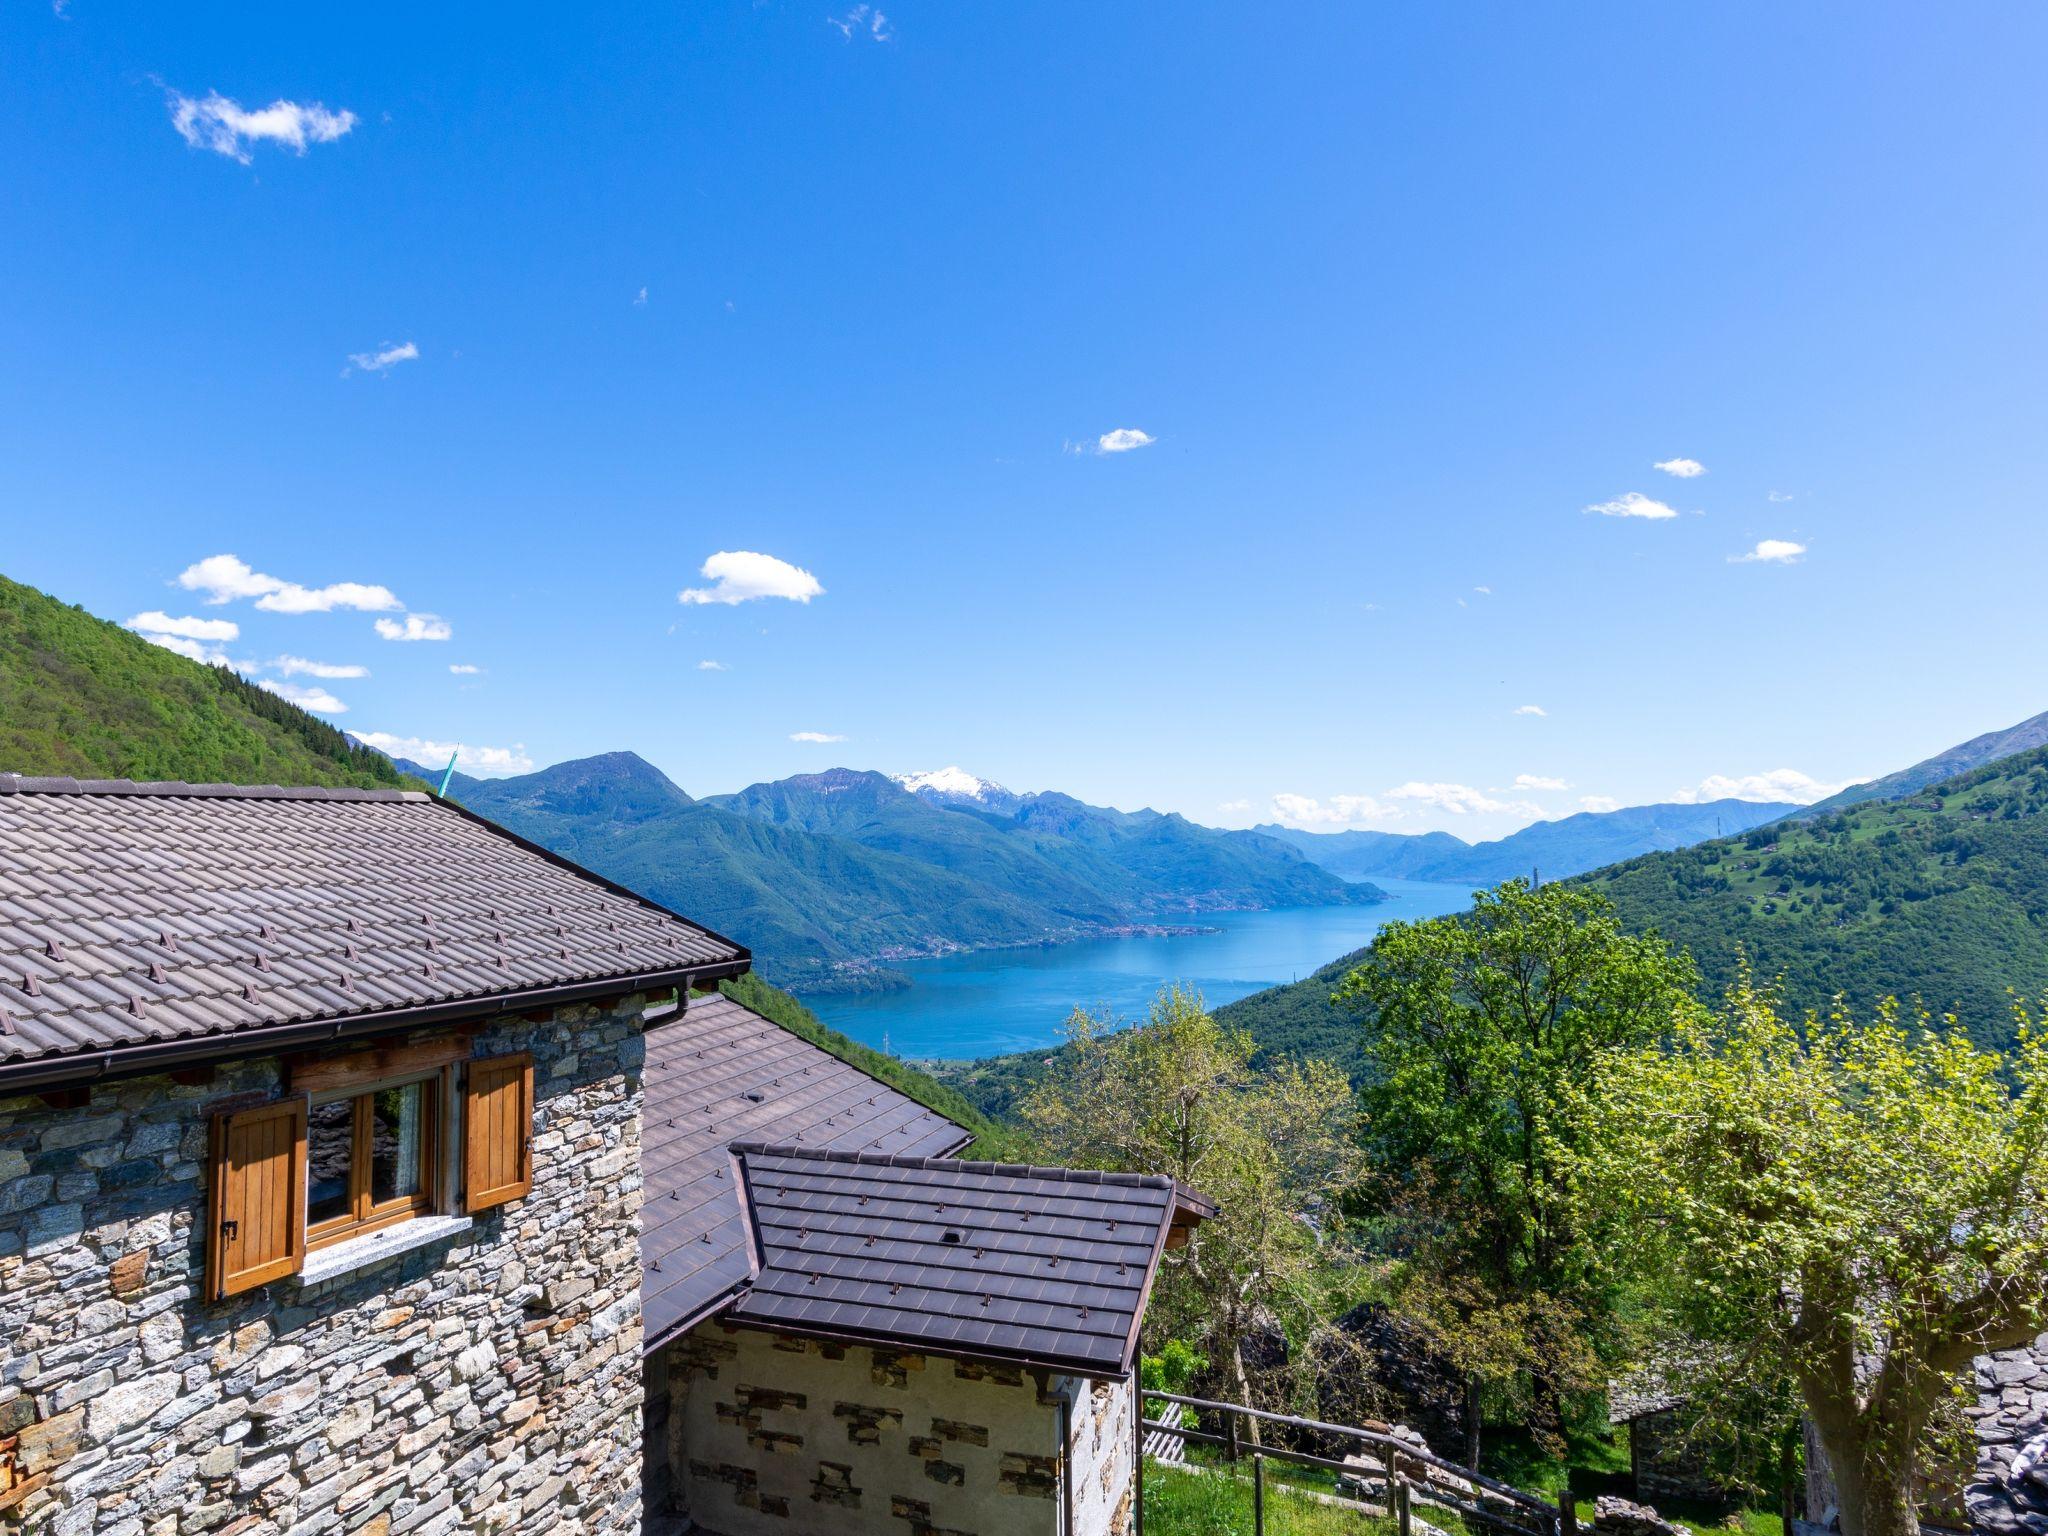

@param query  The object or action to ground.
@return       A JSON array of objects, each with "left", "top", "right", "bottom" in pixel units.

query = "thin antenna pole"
[{"left": 437, "top": 752, "right": 459, "bottom": 798}]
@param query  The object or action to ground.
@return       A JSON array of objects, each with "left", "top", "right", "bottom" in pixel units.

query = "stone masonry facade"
[
  {"left": 0, "top": 994, "right": 651, "bottom": 1536},
  {"left": 647, "top": 1323, "right": 1134, "bottom": 1536},
  {"left": 1968, "top": 1335, "right": 2048, "bottom": 1536}
]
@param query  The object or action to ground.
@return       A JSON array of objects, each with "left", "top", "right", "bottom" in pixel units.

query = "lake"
[{"left": 807, "top": 876, "right": 1476, "bottom": 1060}]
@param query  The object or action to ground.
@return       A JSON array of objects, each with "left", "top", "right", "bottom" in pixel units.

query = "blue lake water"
[{"left": 806, "top": 877, "right": 1476, "bottom": 1060}]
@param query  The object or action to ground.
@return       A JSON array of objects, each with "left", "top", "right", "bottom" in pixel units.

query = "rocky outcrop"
[{"left": 1591, "top": 1495, "right": 1693, "bottom": 1536}]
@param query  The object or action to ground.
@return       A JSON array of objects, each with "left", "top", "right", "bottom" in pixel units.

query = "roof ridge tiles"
[
  {"left": 0, "top": 775, "right": 427, "bottom": 802},
  {"left": 728, "top": 1139, "right": 1174, "bottom": 1190}
]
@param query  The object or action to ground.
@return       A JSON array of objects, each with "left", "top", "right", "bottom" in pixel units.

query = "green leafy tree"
[
  {"left": 1333, "top": 879, "right": 1700, "bottom": 1458},
  {"left": 1020, "top": 986, "right": 1362, "bottom": 1423},
  {"left": 1587, "top": 982, "right": 2048, "bottom": 1536}
]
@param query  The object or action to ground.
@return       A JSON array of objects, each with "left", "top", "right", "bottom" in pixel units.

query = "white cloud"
[
  {"left": 828, "top": 4, "right": 890, "bottom": 40},
  {"left": 374, "top": 613, "right": 453, "bottom": 642},
  {"left": 790, "top": 731, "right": 847, "bottom": 744},
  {"left": 1585, "top": 491, "right": 1682, "bottom": 520},
  {"left": 1730, "top": 539, "right": 1807, "bottom": 565},
  {"left": 1216, "top": 799, "right": 1252, "bottom": 814},
  {"left": 177, "top": 553, "right": 401, "bottom": 614},
  {"left": 1653, "top": 457, "right": 1707, "bottom": 478},
  {"left": 1268, "top": 793, "right": 1397, "bottom": 828},
  {"left": 634, "top": 287, "right": 648, "bottom": 305},
  {"left": 1514, "top": 774, "right": 1569, "bottom": 791},
  {"left": 1096, "top": 428, "right": 1155, "bottom": 455},
  {"left": 273, "top": 655, "right": 368, "bottom": 679},
  {"left": 448, "top": 663, "right": 483, "bottom": 675},
  {"left": 166, "top": 90, "right": 356, "bottom": 164},
  {"left": 697, "top": 660, "right": 729, "bottom": 671},
  {"left": 259, "top": 679, "right": 347, "bottom": 714},
  {"left": 1579, "top": 795, "right": 1622, "bottom": 813},
  {"left": 1513, "top": 704, "right": 1547, "bottom": 717},
  {"left": 345, "top": 341, "right": 418, "bottom": 375},
  {"left": 1473, "top": 585, "right": 1492, "bottom": 596},
  {"left": 353, "top": 732, "right": 534, "bottom": 778},
  {"left": 679, "top": 551, "right": 824, "bottom": 606},
  {"left": 1768, "top": 490, "right": 1795, "bottom": 503},
  {"left": 126, "top": 611, "right": 239, "bottom": 642},
  {"left": 1387, "top": 782, "right": 1540, "bottom": 818},
  {"left": 1673, "top": 768, "right": 1858, "bottom": 806}
]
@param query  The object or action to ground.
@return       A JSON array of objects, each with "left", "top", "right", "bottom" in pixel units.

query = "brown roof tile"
[
  {"left": 724, "top": 1141, "right": 1204, "bottom": 1378},
  {"left": 641, "top": 991, "right": 968, "bottom": 1349},
  {"left": 0, "top": 776, "right": 747, "bottom": 1079}
]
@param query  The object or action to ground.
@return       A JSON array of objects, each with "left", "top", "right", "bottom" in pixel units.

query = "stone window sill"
[{"left": 294, "top": 1214, "right": 474, "bottom": 1289}]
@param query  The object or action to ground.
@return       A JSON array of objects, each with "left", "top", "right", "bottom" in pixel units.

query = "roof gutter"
[{"left": 0, "top": 958, "right": 750, "bottom": 1096}]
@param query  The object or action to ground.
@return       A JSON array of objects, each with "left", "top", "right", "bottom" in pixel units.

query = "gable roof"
[
  {"left": 722, "top": 1141, "right": 1215, "bottom": 1379},
  {"left": 0, "top": 775, "right": 748, "bottom": 1087},
  {"left": 641, "top": 990, "right": 969, "bottom": 1351}
]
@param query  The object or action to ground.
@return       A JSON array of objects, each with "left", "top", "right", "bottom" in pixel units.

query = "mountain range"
[
  {"left": 1257, "top": 798, "right": 1798, "bottom": 885},
  {"left": 406, "top": 755, "right": 1376, "bottom": 992}
]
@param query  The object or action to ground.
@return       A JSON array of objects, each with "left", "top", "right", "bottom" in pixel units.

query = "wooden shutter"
[
  {"left": 465, "top": 1053, "right": 534, "bottom": 1212},
  {"left": 206, "top": 1098, "right": 308, "bottom": 1300}
]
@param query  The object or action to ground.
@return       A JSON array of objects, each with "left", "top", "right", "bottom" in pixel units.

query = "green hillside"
[
  {"left": 0, "top": 574, "right": 409, "bottom": 789},
  {"left": 1582, "top": 743, "right": 2048, "bottom": 1052}
]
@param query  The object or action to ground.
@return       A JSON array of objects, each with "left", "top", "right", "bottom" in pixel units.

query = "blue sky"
[{"left": 7, "top": 3, "right": 2047, "bottom": 839}]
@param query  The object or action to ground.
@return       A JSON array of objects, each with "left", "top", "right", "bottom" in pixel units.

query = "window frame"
[{"left": 305, "top": 1067, "right": 446, "bottom": 1252}]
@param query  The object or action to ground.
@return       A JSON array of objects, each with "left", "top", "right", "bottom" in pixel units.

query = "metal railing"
[{"left": 1135, "top": 1390, "right": 1572, "bottom": 1536}]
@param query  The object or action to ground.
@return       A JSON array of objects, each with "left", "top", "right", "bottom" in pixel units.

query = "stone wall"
[
  {"left": 650, "top": 1322, "right": 1134, "bottom": 1536},
  {"left": 1065, "top": 1376, "right": 1134, "bottom": 1536},
  {"left": 1967, "top": 1335, "right": 2048, "bottom": 1536},
  {"left": 0, "top": 995, "right": 650, "bottom": 1536},
  {"left": 1630, "top": 1407, "right": 1735, "bottom": 1513}
]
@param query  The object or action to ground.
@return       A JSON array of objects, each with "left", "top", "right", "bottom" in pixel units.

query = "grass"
[{"left": 1141, "top": 1460, "right": 1399, "bottom": 1536}]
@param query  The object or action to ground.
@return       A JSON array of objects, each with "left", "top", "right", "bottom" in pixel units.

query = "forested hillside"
[
  {"left": 1584, "top": 744, "right": 2048, "bottom": 1051},
  {"left": 0, "top": 574, "right": 410, "bottom": 789}
]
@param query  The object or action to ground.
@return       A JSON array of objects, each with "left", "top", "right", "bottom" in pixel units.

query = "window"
[
  {"left": 204, "top": 1043, "right": 535, "bottom": 1300},
  {"left": 307, "top": 1074, "right": 440, "bottom": 1248}
]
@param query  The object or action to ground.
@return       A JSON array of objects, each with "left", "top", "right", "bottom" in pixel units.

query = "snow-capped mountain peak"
[
  {"left": 896, "top": 766, "right": 1002, "bottom": 798},
  {"left": 893, "top": 766, "right": 1024, "bottom": 813}
]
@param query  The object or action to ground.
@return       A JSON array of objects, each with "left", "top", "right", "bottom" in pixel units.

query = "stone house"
[{"left": 0, "top": 776, "right": 1208, "bottom": 1536}]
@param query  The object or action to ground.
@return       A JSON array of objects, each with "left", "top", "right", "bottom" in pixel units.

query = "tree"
[
  {"left": 1588, "top": 979, "right": 2048, "bottom": 1536},
  {"left": 1019, "top": 986, "right": 1362, "bottom": 1421},
  {"left": 1332, "top": 878, "right": 1700, "bottom": 1458}
]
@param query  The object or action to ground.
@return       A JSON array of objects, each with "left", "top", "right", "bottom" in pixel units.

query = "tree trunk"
[
  {"left": 1807, "top": 1405, "right": 1919, "bottom": 1536},
  {"left": 1529, "top": 1368, "right": 1567, "bottom": 1460},
  {"left": 1832, "top": 1462, "right": 1920, "bottom": 1536},
  {"left": 1465, "top": 1374, "right": 1484, "bottom": 1469},
  {"left": 1230, "top": 1338, "right": 1264, "bottom": 1449}
]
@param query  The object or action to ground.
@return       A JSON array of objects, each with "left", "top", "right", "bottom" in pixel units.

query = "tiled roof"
[
  {"left": 0, "top": 776, "right": 747, "bottom": 1081},
  {"left": 724, "top": 1142, "right": 1212, "bottom": 1378},
  {"left": 641, "top": 991, "right": 968, "bottom": 1349}
]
